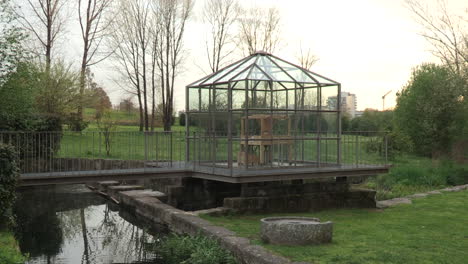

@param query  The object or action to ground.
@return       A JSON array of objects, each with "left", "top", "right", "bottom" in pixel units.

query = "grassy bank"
[
  {"left": 0, "top": 230, "right": 25, "bottom": 263},
  {"left": 363, "top": 154, "right": 468, "bottom": 200},
  {"left": 202, "top": 190, "right": 468, "bottom": 264}
]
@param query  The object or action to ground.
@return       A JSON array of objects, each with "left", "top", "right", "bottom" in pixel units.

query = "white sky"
[{"left": 57, "top": 0, "right": 466, "bottom": 112}]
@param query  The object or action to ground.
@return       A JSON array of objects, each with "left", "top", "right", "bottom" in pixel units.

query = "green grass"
[
  {"left": 58, "top": 127, "right": 187, "bottom": 161},
  {"left": 84, "top": 108, "right": 140, "bottom": 124},
  {"left": 201, "top": 190, "right": 468, "bottom": 264},
  {"left": 0, "top": 230, "right": 25, "bottom": 264}
]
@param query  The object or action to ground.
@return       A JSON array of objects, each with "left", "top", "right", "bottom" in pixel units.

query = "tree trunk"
[{"left": 137, "top": 92, "right": 144, "bottom": 132}]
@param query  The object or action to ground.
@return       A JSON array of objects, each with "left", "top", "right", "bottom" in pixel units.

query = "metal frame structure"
[{"left": 186, "top": 51, "right": 342, "bottom": 176}]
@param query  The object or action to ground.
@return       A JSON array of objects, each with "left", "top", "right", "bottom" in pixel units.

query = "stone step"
[
  {"left": 118, "top": 189, "right": 167, "bottom": 204},
  {"left": 107, "top": 185, "right": 144, "bottom": 198}
]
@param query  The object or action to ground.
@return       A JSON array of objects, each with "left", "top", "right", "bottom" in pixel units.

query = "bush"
[
  {"left": 66, "top": 112, "right": 88, "bottom": 132},
  {"left": 156, "top": 234, "right": 237, "bottom": 264},
  {"left": 0, "top": 144, "right": 20, "bottom": 228},
  {"left": 179, "top": 112, "right": 186, "bottom": 126}
]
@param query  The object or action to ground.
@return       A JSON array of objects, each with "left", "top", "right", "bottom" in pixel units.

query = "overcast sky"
[{"left": 59, "top": 0, "right": 466, "bottom": 112}]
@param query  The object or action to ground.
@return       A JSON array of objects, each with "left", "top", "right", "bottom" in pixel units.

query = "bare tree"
[
  {"left": 238, "top": 6, "right": 281, "bottom": 55},
  {"left": 153, "top": 0, "right": 193, "bottom": 131},
  {"left": 202, "top": 0, "right": 239, "bottom": 72},
  {"left": 296, "top": 43, "right": 318, "bottom": 70},
  {"left": 16, "top": 0, "right": 69, "bottom": 71},
  {"left": 77, "top": 0, "right": 113, "bottom": 125},
  {"left": 108, "top": 0, "right": 153, "bottom": 131},
  {"left": 405, "top": 0, "right": 467, "bottom": 74}
]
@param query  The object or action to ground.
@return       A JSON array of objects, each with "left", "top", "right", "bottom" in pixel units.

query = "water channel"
[{"left": 14, "top": 184, "right": 167, "bottom": 264}]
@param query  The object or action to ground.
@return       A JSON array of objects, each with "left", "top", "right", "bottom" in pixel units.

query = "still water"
[{"left": 14, "top": 184, "right": 166, "bottom": 264}]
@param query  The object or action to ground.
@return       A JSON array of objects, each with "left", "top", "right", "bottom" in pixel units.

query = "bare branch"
[{"left": 237, "top": 5, "right": 282, "bottom": 55}]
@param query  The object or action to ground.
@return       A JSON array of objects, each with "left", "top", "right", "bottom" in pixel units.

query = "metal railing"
[
  {"left": 0, "top": 131, "right": 186, "bottom": 174},
  {"left": 0, "top": 130, "right": 388, "bottom": 175}
]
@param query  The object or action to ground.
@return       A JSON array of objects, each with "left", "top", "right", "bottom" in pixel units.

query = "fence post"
[
  {"left": 144, "top": 131, "right": 148, "bottom": 163},
  {"left": 355, "top": 134, "right": 359, "bottom": 167},
  {"left": 170, "top": 132, "right": 173, "bottom": 167},
  {"left": 385, "top": 133, "right": 388, "bottom": 165}
]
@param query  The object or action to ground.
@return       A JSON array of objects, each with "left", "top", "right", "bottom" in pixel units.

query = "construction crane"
[{"left": 382, "top": 90, "right": 392, "bottom": 111}]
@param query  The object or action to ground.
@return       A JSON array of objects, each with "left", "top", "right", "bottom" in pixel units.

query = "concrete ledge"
[{"left": 378, "top": 184, "right": 468, "bottom": 209}]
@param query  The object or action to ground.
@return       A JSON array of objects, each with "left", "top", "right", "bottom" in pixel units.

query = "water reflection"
[{"left": 14, "top": 185, "right": 164, "bottom": 264}]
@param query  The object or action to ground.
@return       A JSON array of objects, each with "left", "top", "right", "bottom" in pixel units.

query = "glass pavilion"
[{"left": 185, "top": 51, "right": 341, "bottom": 176}]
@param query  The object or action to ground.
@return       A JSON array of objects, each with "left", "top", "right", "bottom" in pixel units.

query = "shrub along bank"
[
  {"left": 0, "top": 144, "right": 25, "bottom": 262},
  {"left": 364, "top": 155, "right": 468, "bottom": 200},
  {"left": 154, "top": 234, "right": 237, "bottom": 264}
]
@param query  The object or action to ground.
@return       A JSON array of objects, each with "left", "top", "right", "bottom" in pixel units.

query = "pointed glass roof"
[{"left": 187, "top": 51, "right": 339, "bottom": 87}]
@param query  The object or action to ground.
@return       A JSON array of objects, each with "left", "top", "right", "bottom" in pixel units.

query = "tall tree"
[
  {"left": 395, "top": 63, "right": 466, "bottom": 157},
  {"left": 405, "top": 0, "right": 467, "bottom": 75},
  {"left": 296, "top": 43, "right": 318, "bottom": 70},
  {"left": 109, "top": 0, "right": 153, "bottom": 131},
  {"left": 0, "top": 0, "right": 26, "bottom": 86},
  {"left": 153, "top": 0, "right": 193, "bottom": 131},
  {"left": 16, "top": 0, "right": 69, "bottom": 71},
  {"left": 202, "top": 0, "right": 239, "bottom": 72},
  {"left": 238, "top": 6, "right": 281, "bottom": 55},
  {"left": 77, "top": 0, "right": 113, "bottom": 126}
]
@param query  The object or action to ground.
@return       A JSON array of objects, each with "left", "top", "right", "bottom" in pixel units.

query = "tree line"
[{"left": 2, "top": 0, "right": 316, "bottom": 132}]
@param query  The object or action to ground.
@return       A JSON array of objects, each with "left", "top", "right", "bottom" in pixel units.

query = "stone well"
[{"left": 260, "top": 217, "right": 333, "bottom": 245}]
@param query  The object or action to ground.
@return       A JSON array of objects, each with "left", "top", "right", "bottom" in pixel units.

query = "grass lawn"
[
  {"left": 201, "top": 190, "right": 468, "bottom": 264},
  {"left": 0, "top": 230, "right": 25, "bottom": 263}
]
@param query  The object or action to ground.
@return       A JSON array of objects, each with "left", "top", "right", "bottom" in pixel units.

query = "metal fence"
[
  {"left": 0, "top": 131, "right": 186, "bottom": 174},
  {"left": 0, "top": 130, "right": 388, "bottom": 175}
]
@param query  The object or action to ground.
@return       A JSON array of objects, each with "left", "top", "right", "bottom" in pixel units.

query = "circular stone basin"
[{"left": 260, "top": 217, "right": 333, "bottom": 246}]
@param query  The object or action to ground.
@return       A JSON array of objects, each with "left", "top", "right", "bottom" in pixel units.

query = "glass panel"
[
  {"left": 321, "top": 86, "right": 339, "bottom": 110},
  {"left": 200, "top": 56, "right": 253, "bottom": 85},
  {"left": 230, "top": 65, "right": 251, "bottom": 81},
  {"left": 232, "top": 111, "right": 243, "bottom": 138},
  {"left": 213, "top": 88, "right": 228, "bottom": 111},
  {"left": 200, "top": 88, "right": 210, "bottom": 111},
  {"left": 269, "top": 57, "right": 317, "bottom": 84},
  {"left": 320, "top": 139, "right": 339, "bottom": 166},
  {"left": 262, "top": 56, "right": 294, "bottom": 82},
  {"left": 302, "top": 139, "right": 318, "bottom": 164},
  {"left": 215, "top": 137, "right": 229, "bottom": 167},
  {"left": 213, "top": 56, "right": 257, "bottom": 83},
  {"left": 296, "top": 88, "right": 318, "bottom": 110},
  {"left": 248, "top": 88, "right": 271, "bottom": 109},
  {"left": 321, "top": 112, "right": 339, "bottom": 136},
  {"left": 247, "top": 66, "right": 272, "bottom": 81},
  {"left": 308, "top": 73, "right": 337, "bottom": 85},
  {"left": 287, "top": 89, "right": 295, "bottom": 109},
  {"left": 232, "top": 90, "right": 245, "bottom": 110},
  {"left": 213, "top": 112, "right": 229, "bottom": 135},
  {"left": 301, "top": 112, "right": 322, "bottom": 135},
  {"left": 272, "top": 90, "right": 287, "bottom": 109},
  {"left": 188, "top": 88, "right": 199, "bottom": 111}
]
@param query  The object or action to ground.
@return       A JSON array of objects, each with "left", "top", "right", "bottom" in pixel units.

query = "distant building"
[{"left": 327, "top": 92, "right": 357, "bottom": 118}]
